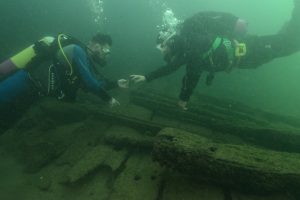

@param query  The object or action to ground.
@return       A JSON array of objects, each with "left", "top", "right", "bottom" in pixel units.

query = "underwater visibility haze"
[
  {"left": 0, "top": 0, "right": 299, "bottom": 117},
  {"left": 0, "top": 0, "right": 300, "bottom": 200}
]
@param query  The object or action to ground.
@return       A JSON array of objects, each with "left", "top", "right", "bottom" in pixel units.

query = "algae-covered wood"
[
  {"left": 131, "top": 89, "right": 300, "bottom": 153},
  {"left": 153, "top": 128, "right": 300, "bottom": 194}
]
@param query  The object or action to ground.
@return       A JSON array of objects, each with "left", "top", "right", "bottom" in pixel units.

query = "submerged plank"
[
  {"left": 153, "top": 128, "right": 300, "bottom": 194},
  {"left": 130, "top": 89, "right": 300, "bottom": 153}
]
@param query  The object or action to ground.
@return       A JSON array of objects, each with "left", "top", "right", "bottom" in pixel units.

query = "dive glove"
[{"left": 130, "top": 75, "right": 146, "bottom": 83}]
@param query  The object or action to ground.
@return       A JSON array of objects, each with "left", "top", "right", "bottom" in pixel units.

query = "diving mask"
[{"left": 102, "top": 47, "right": 111, "bottom": 56}]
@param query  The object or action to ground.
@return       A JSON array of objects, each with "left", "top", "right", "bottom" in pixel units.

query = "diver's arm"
[
  {"left": 103, "top": 79, "right": 118, "bottom": 90},
  {"left": 179, "top": 76, "right": 201, "bottom": 102},
  {"left": 73, "top": 46, "right": 112, "bottom": 102},
  {"left": 145, "top": 61, "right": 182, "bottom": 82},
  {"left": 130, "top": 57, "right": 183, "bottom": 83},
  {"left": 179, "top": 67, "right": 202, "bottom": 102}
]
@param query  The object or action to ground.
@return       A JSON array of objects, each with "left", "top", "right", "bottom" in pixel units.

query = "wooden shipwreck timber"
[
  {"left": 130, "top": 89, "right": 300, "bottom": 154},
  {"left": 153, "top": 128, "right": 300, "bottom": 194},
  {"left": 1, "top": 89, "right": 300, "bottom": 199}
]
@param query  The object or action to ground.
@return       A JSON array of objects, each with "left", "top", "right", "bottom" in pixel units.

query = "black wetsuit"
[
  {"left": 146, "top": 12, "right": 239, "bottom": 101},
  {"left": 239, "top": 1, "right": 300, "bottom": 69},
  {"left": 146, "top": 8, "right": 300, "bottom": 102}
]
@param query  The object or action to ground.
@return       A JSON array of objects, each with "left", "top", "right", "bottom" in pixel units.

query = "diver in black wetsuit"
[
  {"left": 130, "top": 1, "right": 300, "bottom": 110},
  {"left": 130, "top": 11, "right": 248, "bottom": 110}
]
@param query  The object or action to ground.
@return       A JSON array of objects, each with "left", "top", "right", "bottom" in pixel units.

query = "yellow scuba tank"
[{"left": 10, "top": 36, "right": 55, "bottom": 69}]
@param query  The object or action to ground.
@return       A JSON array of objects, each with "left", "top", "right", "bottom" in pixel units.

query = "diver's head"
[
  {"left": 156, "top": 9, "right": 181, "bottom": 56},
  {"left": 156, "top": 42, "right": 170, "bottom": 56},
  {"left": 156, "top": 30, "right": 176, "bottom": 56},
  {"left": 234, "top": 18, "right": 248, "bottom": 38},
  {"left": 88, "top": 33, "right": 112, "bottom": 66}
]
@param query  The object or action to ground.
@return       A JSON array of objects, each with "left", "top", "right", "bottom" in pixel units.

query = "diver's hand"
[
  {"left": 109, "top": 97, "right": 120, "bottom": 107},
  {"left": 178, "top": 100, "right": 188, "bottom": 111},
  {"left": 118, "top": 79, "right": 129, "bottom": 88},
  {"left": 130, "top": 75, "right": 146, "bottom": 83}
]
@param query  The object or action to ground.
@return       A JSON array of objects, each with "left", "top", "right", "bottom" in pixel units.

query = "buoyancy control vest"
[
  {"left": 201, "top": 37, "right": 247, "bottom": 85},
  {"left": 27, "top": 34, "right": 87, "bottom": 98}
]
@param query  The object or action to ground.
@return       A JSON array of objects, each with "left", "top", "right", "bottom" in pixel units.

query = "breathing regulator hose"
[{"left": 57, "top": 34, "right": 73, "bottom": 76}]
